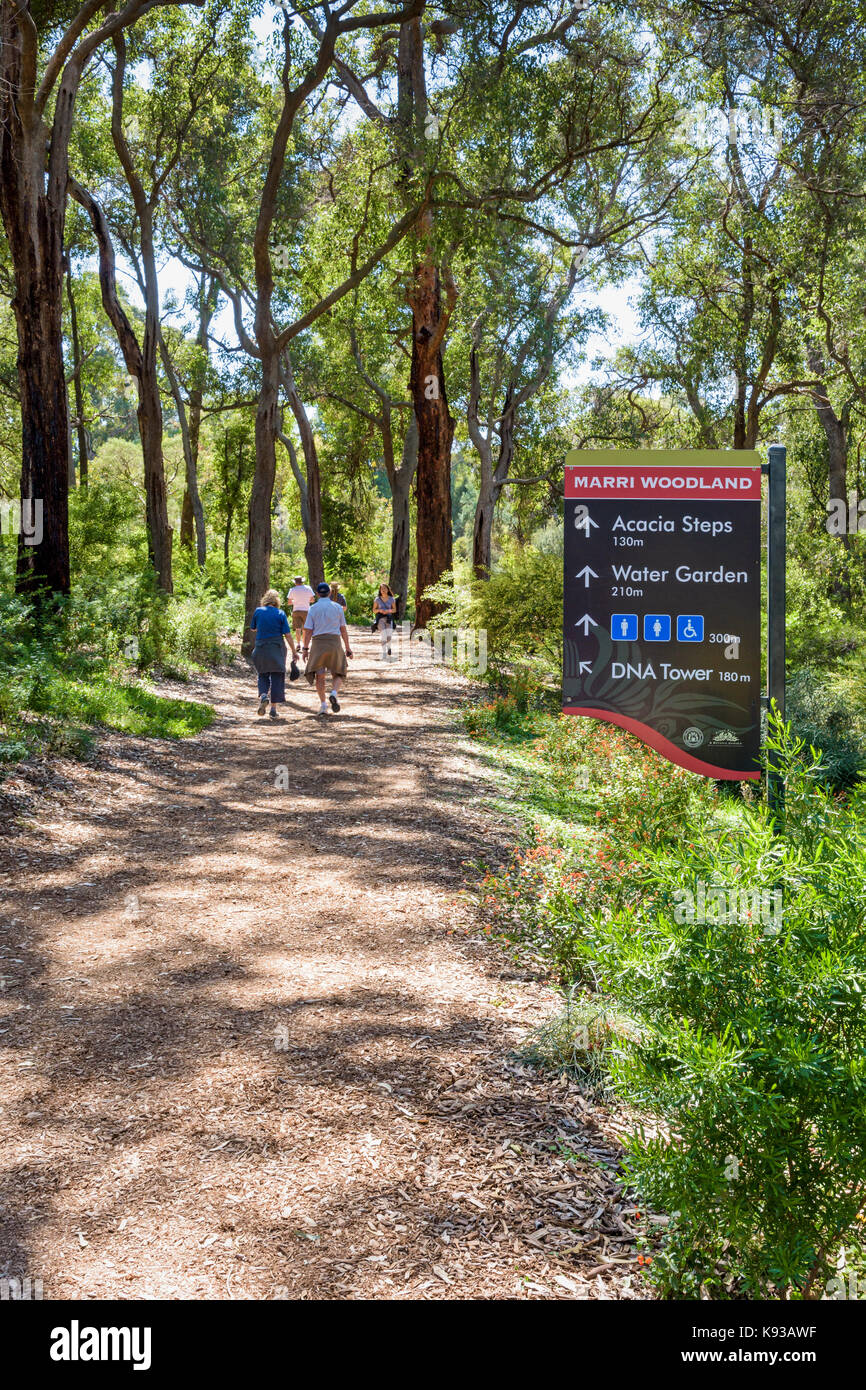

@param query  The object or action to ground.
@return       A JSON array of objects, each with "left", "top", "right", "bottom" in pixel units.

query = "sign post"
[
  {"left": 563, "top": 450, "right": 762, "bottom": 780},
  {"left": 764, "top": 443, "right": 787, "bottom": 814}
]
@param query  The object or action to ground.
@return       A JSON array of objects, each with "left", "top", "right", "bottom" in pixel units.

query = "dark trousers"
[{"left": 257, "top": 672, "right": 286, "bottom": 702}]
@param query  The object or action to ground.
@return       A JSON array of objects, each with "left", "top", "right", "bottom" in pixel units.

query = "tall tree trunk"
[
  {"left": 278, "top": 416, "right": 312, "bottom": 539},
  {"left": 410, "top": 254, "right": 455, "bottom": 628},
  {"left": 244, "top": 348, "right": 280, "bottom": 655},
  {"left": 180, "top": 491, "right": 195, "bottom": 548},
  {"left": 108, "top": 37, "right": 172, "bottom": 591},
  {"left": 808, "top": 347, "right": 849, "bottom": 548},
  {"left": 70, "top": 179, "right": 172, "bottom": 591},
  {"left": 65, "top": 257, "right": 89, "bottom": 487},
  {"left": 159, "top": 333, "right": 205, "bottom": 567},
  {"left": 13, "top": 254, "right": 70, "bottom": 596},
  {"left": 397, "top": 18, "right": 455, "bottom": 629},
  {"left": 181, "top": 274, "right": 216, "bottom": 566},
  {"left": 472, "top": 467, "right": 495, "bottom": 579},
  {"left": 282, "top": 355, "right": 324, "bottom": 589},
  {"left": 472, "top": 408, "right": 514, "bottom": 579},
  {"left": 0, "top": 16, "right": 70, "bottom": 598},
  {"left": 389, "top": 413, "right": 417, "bottom": 617},
  {"left": 137, "top": 366, "right": 173, "bottom": 590}
]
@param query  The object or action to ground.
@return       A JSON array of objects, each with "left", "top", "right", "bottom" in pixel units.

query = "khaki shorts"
[
  {"left": 304, "top": 634, "right": 348, "bottom": 683},
  {"left": 292, "top": 609, "right": 308, "bottom": 633}
]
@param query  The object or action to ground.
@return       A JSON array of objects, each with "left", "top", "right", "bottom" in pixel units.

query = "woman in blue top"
[{"left": 250, "top": 588, "right": 298, "bottom": 719}]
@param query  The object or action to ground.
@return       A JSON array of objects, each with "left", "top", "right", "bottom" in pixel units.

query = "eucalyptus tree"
[
  {"left": 647, "top": 0, "right": 866, "bottom": 501},
  {"left": 608, "top": 87, "right": 811, "bottom": 451},
  {"left": 164, "top": 271, "right": 220, "bottom": 566},
  {"left": 0, "top": 0, "right": 204, "bottom": 598},
  {"left": 311, "top": 1, "right": 684, "bottom": 621},
  {"left": 168, "top": 0, "right": 426, "bottom": 652},
  {"left": 463, "top": 236, "right": 587, "bottom": 577},
  {"left": 69, "top": 4, "right": 241, "bottom": 590},
  {"left": 313, "top": 284, "right": 418, "bottom": 615}
]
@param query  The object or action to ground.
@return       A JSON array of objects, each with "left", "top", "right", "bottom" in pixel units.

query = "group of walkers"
[{"left": 249, "top": 576, "right": 398, "bottom": 719}]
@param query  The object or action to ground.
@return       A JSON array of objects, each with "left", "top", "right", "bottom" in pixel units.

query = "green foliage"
[
  {"left": 424, "top": 550, "right": 562, "bottom": 694},
  {"left": 519, "top": 992, "right": 629, "bottom": 1098},
  {"left": 785, "top": 667, "right": 866, "bottom": 787},
  {"left": 469, "top": 703, "right": 866, "bottom": 1299},
  {"left": 602, "top": 720, "right": 866, "bottom": 1299},
  {"left": 0, "top": 590, "right": 214, "bottom": 769}
]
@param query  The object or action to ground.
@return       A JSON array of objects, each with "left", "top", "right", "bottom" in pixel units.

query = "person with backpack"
[{"left": 301, "top": 581, "right": 353, "bottom": 714}]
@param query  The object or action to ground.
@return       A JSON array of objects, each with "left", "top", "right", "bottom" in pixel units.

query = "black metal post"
[{"left": 765, "top": 443, "right": 786, "bottom": 816}]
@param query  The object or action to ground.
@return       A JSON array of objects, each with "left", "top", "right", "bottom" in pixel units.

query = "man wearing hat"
[
  {"left": 286, "top": 575, "right": 315, "bottom": 648},
  {"left": 302, "top": 582, "right": 353, "bottom": 714}
]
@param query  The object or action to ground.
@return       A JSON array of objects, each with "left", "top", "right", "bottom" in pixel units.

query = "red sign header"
[{"left": 565, "top": 464, "right": 761, "bottom": 501}]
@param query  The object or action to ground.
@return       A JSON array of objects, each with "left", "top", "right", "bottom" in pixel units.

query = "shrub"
[
  {"left": 520, "top": 991, "right": 630, "bottom": 1096},
  {"left": 785, "top": 667, "right": 866, "bottom": 787},
  {"left": 421, "top": 550, "right": 563, "bottom": 688},
  {"left": 597, "top": 719, "right": 866, "bottom": 1298},
  {"left": 468, "top": 700, "right": 866, "bottom": 1299}
]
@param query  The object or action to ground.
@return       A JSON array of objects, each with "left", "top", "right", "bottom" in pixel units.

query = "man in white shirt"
[
  {"left": 302, "top": 582, "right": 353, "bottom": 714},
  {"left": 286, "top": 576, "right": 315, "bottom": 646}
]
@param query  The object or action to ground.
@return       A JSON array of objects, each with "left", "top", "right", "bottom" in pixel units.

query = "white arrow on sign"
[
  {"left": 574, "top": 510, "right": 599, "bottom": 536},
  {"left": 579, "top": 660, "right": 592, "bottom": 674},
  {"left": 574, "top": 614, "right": 598, "bottom": 635},
  {"left": 575, "top": 565, "right": 598, "bottom": 587}
]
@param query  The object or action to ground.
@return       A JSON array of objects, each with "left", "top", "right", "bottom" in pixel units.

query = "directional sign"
[{"left": 563, "top": 451, "right": 762, "bottom": 779}]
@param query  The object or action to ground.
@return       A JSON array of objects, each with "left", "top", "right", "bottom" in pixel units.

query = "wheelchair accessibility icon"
[{"left": 677, "top": 615, "right": 704, "bottom": 642}]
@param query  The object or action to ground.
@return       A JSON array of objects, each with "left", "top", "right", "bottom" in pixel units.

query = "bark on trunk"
[
  {"left": 180, "top": 490, "right": 195, "bottom": 549},
  {"left": 410, "top": 257, "right": 454, "bottom": 629},
  {"left": 278, "top": 418, "right": 312, "bottom": 539},
  {"left": 183, "top": 275, "right": 216, "bottom": 566},
  {"left": 13, "top": 260, "right": 70, "bottom": 595},
  {"left": 389, "top": 413, "right": 417, "bottom": 618},
  {"left": 283, "top": 358, "right": 324, "bottom": 589},
  {"left": 243, "top": 349, "right": 280, "bottom": 655},
  {"left": 70, "top": 179, "right": 172, "bottom": 591},
  {"left": 472, "top": 407, "right": 514, "bottom": 578},
  {"left": 159, "top": 334, "right": 205, "bottom": 567},
  {"left": 137, "top": 367, "right": 173, "bottom": 590},
  {"left": 65, "top": 258, "right": 89, "bottom": 487},
  {"left": 0, "top": 12, "right": 71, "bottom": 597},
  {"left": 808, "top": 347, "right": 849, "bottom": 526}
]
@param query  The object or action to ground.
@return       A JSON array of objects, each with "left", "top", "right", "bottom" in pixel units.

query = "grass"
[{"left": 1, "top": 661, "right": 214, "bottom": 768}]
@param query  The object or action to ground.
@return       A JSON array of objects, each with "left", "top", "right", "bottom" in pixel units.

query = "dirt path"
[{"left": 0, "top": 630, "right": 645, "bottom": 1300}]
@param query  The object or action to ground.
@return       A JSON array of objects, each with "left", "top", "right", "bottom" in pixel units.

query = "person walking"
[
  {"left": 250, "top": 589, "right": 298, "bottom": 719},
  {"left": 330, "top": 582, "right": 347, "bottom": 610},
  {"left": 373, "top": 582, "right": 397, "bottom": 660},
  {"left": 302, "top": 581, "right": 353, "bottom": 714},
  {"left": 286, "top": 575, "right": 315, "bottom": 650}
]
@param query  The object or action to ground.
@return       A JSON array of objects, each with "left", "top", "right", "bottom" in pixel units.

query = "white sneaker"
[{"left": 319, "top": 700, "right": 329, "bottom": 714}]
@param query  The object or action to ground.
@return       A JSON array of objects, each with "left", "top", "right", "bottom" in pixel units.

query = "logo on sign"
[{"left": 683, "top": 726, "right": 704, "bottom": 748}]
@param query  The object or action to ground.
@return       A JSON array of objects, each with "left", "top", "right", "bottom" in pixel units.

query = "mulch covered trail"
[{"left": 0, "top": 631, "right": 648, "bottom": 1300}]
